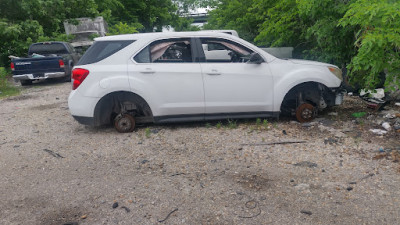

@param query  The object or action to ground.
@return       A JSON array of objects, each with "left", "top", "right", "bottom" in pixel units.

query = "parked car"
[
  {"left": 11, "top": 42, "right": 80, "bottom": 85},
  {"left": 68, "top": 32, "right": 344, "bottom": 132}
]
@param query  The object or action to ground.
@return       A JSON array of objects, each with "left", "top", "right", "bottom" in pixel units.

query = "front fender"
[{"left": 273, "top": 66, "right": 341, "bottom": 111}]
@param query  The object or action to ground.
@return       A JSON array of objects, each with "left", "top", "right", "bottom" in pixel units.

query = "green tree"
[
  {"left": 112, "top": 0, "right": 178, "bottom": 32},
  {"left": 339, "top": 0, "right": 400, "bottom": 89},
  {"left": 204, "top": 0, "right": 263, "bottom": 41},
  {"left": 0, "top": 0, "right": 101, "bottom": 67},
  {"left": 108, "top": 22, "right": 143, "bottom": 35}
]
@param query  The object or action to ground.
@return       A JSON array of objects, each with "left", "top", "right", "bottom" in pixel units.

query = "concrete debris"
[
  {"left": 382, "top": 122, "right": 391, "bottom": 131},
  {"left": 384, "top": 114, "right": 396, "bottom": 119},
  {"left": 369, "top": 129, "right": 387, "bottom": 135},
  {"left": 318, "top": 124, "right": 347, "bottom": 138},
  {"left": 295, "top": 183, "right": 310, "bottom": 192}
]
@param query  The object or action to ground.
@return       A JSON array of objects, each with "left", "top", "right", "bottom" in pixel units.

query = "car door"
[
  {"left": 128, "top": 38, "right": 205, "bottom": 121},
  {"left": 198, "top": 37, "right": 274, "bottom": 115}
]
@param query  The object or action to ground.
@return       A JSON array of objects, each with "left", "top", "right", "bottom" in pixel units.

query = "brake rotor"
[
  {"left": 295, "top": 103, "right": 315, "bottom": 123},
  {"left": 114, "top": 114, "right": 136, "bottom": 133}
]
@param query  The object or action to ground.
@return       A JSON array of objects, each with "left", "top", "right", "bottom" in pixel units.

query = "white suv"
[{"left": 68, "top": 32, "right": 343, "bottom": 132}]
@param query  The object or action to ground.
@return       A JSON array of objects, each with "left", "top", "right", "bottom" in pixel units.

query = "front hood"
[{"left": 288, "top": 59, "right": 336, "bottom": 68}]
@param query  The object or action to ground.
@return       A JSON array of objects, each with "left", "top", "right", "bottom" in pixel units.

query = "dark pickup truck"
[{"left": 11, "top": 42, "right": 80, "bottom": 85}]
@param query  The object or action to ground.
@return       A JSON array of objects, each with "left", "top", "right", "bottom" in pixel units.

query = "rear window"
[
  {"left": 29, "top": 43, "right": 68, "bottom": 55},
  {"left": 77, "top": 40, "right": 134, "bottom": 65}
]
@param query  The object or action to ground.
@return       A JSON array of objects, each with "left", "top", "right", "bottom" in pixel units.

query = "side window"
[
  {"left": 201, "top": 38, "right": 253, "bottom": 63},
  {"left": 134, "top": 46, "right": 150, "bottom": 63},
  {"left": 78, "top": 40, "right": 134, "bottom": 65},
  {"left": 134, "top": 39, "right": 193, "bottom": 63}
]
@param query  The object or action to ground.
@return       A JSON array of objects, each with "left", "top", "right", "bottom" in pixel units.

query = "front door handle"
[
  {"left": 140, "top": 68, "right": 155, "bottom": 74},
  {"left": 206, "top": 69, "right": 221, "bottom": 75}
]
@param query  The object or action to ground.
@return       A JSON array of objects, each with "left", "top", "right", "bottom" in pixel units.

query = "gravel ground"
[{"left": 1, "top": 81, "right": 399, "bottom": 225}]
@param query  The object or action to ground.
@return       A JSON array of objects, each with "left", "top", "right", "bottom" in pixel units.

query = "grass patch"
[
  {"left": 145, "top": 127, "right": 151, "bottom": 138},
  {"left": 227, "top": 119, "right": 238, "bottom": 129},
  {"left": 0, "top": 67, "right": 20, "bottom": 99}
]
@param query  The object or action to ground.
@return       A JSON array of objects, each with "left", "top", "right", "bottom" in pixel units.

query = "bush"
[
  {"left": 0, "top": 67, "right": 19, "bottom": 97},
  {"left": 0, "top": 67, "right": 8, "bottom": 89}
]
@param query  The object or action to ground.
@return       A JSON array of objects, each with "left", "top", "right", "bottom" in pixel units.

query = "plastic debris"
[
  {"left": 352, "top": 112, "right": 366, "bottom": 118},
  {"left": 395, "top": 103, "right": 400, "bottom": 107},
  {"left": 382, "top": 122, "right": 391, "bottom": 131},
  {"left": 360, "top": 88, "right": 385, "bottom": 99},
  {"left": 360, "top": 88, "right": 386, "bottom": 106},
  {"left": 328, "top": 112, "right": 338, "bottom": 116},
  {"left": 32, "top": 53, "right": 45, "bottom": 58},
  {"left": 369, "top": 129, "right": 387, "bottom": 135}
]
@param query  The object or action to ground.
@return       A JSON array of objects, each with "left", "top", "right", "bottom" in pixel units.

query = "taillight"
[
  {"left": 59, "top": 59, "right": 65, "bottom": 68},
  {"left": 72, "top": 68, "right": 89, "bottom": 90},
  {"left": 11, "top": 62, "right": 15, "bottom": 71}
]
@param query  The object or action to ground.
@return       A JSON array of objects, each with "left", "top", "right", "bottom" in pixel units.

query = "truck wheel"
[
  {"left": 64, "top": 74, "right": 72, "bottom": 82},
  {"left": 114, "top": 114, "right": 136, "bottom": 133},
  {"left": 295, "top": 103, "right": 315, "bottom": 122},
  {"left": 20, "top": 80, "right": 32, "bottom": 86},
  {"left": 64, "top": 63, "right": 73, "bottom": 82}
]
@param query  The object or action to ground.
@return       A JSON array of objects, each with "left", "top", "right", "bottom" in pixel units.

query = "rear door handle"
[
  {"left": 140, "top": 68, "right": 155, "bottom": 74},
  {"left": 206, "top": 69, "right": 221, "bottom": 75}
]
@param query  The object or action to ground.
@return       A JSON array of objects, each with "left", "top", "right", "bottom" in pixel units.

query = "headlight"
[{"left": 328, "top": 67, "right": 343, "bottom": 81}]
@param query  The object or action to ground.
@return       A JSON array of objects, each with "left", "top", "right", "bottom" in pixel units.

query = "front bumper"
[
  {"left": 13, "top": 72, "right": 66, "bottom": 81},
  {"left": 328, "top": 82, "right": 346, "bottom": 106}
]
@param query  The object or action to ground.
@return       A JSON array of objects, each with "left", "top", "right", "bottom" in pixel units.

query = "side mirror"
[{"left": 247, "top": 53, "right": 264, "bottom": 64}]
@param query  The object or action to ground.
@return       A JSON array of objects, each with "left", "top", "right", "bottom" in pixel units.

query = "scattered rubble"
[
  {"left": 112, "top": 202, "right": 119, "bottom": 209},
  {"left": 370, "top": 129, "right": 388, "bottom": 135},
  {"left": 294, "top": 161, "right": 318, "bottom": 168}
]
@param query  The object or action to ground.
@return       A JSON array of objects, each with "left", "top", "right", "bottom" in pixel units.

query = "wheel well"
[
  {"left": 93, "top": 92, "right": 153, "bottom": 126},
  {"left": 280, "top": 82, "right": 335, "bottom": 115}
]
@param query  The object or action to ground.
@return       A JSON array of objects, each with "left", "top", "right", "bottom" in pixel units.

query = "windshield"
[{"left": 29, "top": 43, "right": 68, "bottom": 55}]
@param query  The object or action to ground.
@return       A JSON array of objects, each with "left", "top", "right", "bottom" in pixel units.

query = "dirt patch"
[
  {"left": 39, "top": 207, "right": 86, "bottom": 225},
  {"left": 0, "top": 82, "right": 399, "bottom": 224},
  {"left": 30, "top": 102, "right": 62, "bottom": 111},
  {"left": 3, "top": 95, "right": 37, "bottom": 101}
]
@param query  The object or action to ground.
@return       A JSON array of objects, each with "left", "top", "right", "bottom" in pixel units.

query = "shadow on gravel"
[
  {"left": 16, "top": 78, "right": 69, "bottom": 88},
  {"left": 39, "top": 207, "right": 86, "bottom": 225}
]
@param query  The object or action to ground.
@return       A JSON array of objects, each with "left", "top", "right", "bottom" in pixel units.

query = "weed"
[
  {"left": 262, "top": 137, "right": 265, "bottom": 142},
  {"left": 205, "top": 123, "right": 212, "bottom": 128},
  {"left": 256, "top": 118, "right": 261, "bottom": 126},
  {"left": 216, "top": 121, "right": 222, "bottom": 129},
  {"left": 248, "top": 126, "right": 255, "bottom": 134},
  {"left": 263, "top": 119, "right": 269, "bottom": 129},
  {"left": 145, "top": 127, "right": 151, "bottom": 138},
  {"left": 0, "top": 67, "right": 19, "bottom": 98},
  {"left": 227, "top": 119, "right": 237, "bottom": 129}
]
